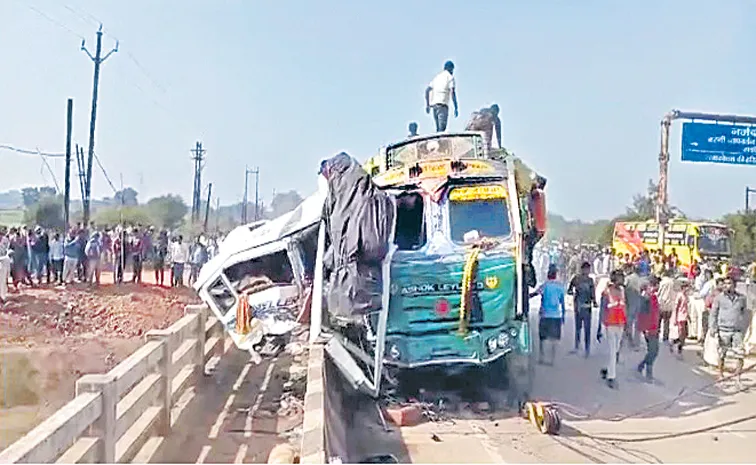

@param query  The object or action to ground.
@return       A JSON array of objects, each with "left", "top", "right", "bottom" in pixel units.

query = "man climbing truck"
[{"left": 320, "top": 131, "right": 547, "bottom": 407}]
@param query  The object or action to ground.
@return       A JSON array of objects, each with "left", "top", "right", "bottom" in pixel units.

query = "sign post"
[
  {"left": 657, "top": 110, "right": 756, "bottom": 252},
  {"left": 747, "top": 186, "right": 756, "bottom": 213}
]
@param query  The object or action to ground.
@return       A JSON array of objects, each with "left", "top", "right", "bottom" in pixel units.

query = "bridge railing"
[{"left": 0, "top": 304, "right": 225, "bottom": 464}]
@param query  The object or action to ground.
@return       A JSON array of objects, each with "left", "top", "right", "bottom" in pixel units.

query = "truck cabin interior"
[
  {"left": 394, "top": 191, "right": 426, "bottom": 251},
  {"left": 206, "top": 249, "right": 296, "bottom": 316}
]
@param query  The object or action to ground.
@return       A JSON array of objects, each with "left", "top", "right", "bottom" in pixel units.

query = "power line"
[
  {"left": 0, "top": 144, "right": 65, "bottom": 157},
  {"left": 25, "top": 4, "right": 85, "bottom": 39},
  {"left": 62, "top": 4, "right": 99, "bottom": 28},
  {"left": 93, "top": 151, "right": 118, "bottom": 194},
  {"left": 125, "top": 51, "right": 167, "bottom": 94}
]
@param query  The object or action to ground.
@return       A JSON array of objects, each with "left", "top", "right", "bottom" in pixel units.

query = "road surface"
[{"left": 352, "top": 297, "right": 756, "bottom": 463}]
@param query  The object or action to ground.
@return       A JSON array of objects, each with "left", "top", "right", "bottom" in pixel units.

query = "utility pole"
[
  {"left": 81, "top": 25, "right": 118, "bottom": 226},
  {"left": 64, "top": 99, "right": 73, "bottom": 232},
  {"left": 746, "top": 186, "right": 756, "bottom": 213},
  {"left": 204, "top": 183, "right": 212, "bottom": 232},
  {"left": 242, "top": 166, "right": 259, "bottom": 224},
  {"left": 76, "top": 145, "right": 87, "bottom": 213},
  {"left": 191, "top": 142, "right": 206, "bottom": 222},
  {"left": 215, "top": 197, "right": 221, "bottom": 232}
]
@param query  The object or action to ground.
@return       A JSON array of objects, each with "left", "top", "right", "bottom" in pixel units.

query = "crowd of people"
[
  {"left": 533, "top": 245, "right": 752, "bottom": 390},
  {"left": 0, "top": 222, "right": 221, "bottom": 303}
]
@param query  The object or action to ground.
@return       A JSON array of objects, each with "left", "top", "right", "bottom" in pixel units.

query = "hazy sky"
[{"left": 1, "top": 0, "right": 754, "bottom": 221}]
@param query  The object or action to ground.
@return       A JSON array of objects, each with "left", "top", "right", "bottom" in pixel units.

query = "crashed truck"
[{"left": 194, "top": 131, "right": 547, "bottom": 403}]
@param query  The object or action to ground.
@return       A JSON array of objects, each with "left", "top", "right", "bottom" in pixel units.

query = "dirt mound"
[{"left": 0, "top": 284, "right": 200, "bottom": 346}]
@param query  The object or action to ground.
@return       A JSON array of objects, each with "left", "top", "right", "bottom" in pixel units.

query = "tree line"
[
  {"left": 548, "top": 179, "right": 755, "bottom": 262},
  {"left": 4, "top": 186, "right": 306, "bottom": 236}
]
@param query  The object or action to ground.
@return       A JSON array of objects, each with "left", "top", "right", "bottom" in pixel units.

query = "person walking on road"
[
  {"left": 657, "top": 269, "right": 676, "bottom": 343},
  {"left": 598, "top": 270, "right": 627, "bottom": 389},
  {"left": 636, "top": 276, "right": 660, "bottom": 382},
  {"left": 465, "top": 104, "right": 502, "bottom": 151},
  {"left": 530, "top": 264, "right": 565, "bottom": 366},
  {"left": 671, "top": 281, "right": 691, "bottom": 357},
  {"left": 424, "top": 61, "right": 458, "bottom": 132},
  {"left": 709, "top": 276, "right": 748, "bottom": 384},
  {"left": 567, "top": 261, "right": 597, "bottom": 357},
  {"left": 624, "top": 264, "right": 646, "bottom": 350}
]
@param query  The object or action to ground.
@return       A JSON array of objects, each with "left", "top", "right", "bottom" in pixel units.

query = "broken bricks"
[{"left": 382, "top": 404, "right": 424, "bottom": 427}]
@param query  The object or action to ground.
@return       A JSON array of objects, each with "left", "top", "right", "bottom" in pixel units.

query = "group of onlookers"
[
  {"left": 533, "top": 245, "right": 751, "bottom": 390},
  {"left": 0, "top": 222, "right": 220, "bottom": 303}
]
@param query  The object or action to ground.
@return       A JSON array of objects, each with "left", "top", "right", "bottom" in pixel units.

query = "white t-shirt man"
[{"left": 428, "top": 70, "right": 455, "bottom": 107}]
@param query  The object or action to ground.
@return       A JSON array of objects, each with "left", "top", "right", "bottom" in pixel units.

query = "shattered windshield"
[
  {"left": 387, "top": 134, "right": 483, "bottom": 169},
  {"left": 698, "top": 226, "right": 731, "bottom": 255},
  {"left": 448, "top": 186, "right": 511, "bottom": 243}
]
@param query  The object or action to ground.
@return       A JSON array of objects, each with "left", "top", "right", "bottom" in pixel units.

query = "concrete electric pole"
[{"left": 81, "top": 25, "right": 118, "bottom": 226}]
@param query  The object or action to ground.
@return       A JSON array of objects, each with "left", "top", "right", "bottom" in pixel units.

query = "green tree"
[
  {"left": 24, "top": 196, "right": 65, "bottom": 230},
  {"left": 722, "top": 212, "right": 756, "bottom": 262},
  {"left": 93, "top": 206, "right": 151, "bottom": 227},
  {"left": 146, "top": 195, "right": 188, "bottom": 229},
  {"left": 114, "top": 187, "right": 139, "bottom": 207},
  {"left": 269, "top": 191, "right": 304, "bottom": 218}
]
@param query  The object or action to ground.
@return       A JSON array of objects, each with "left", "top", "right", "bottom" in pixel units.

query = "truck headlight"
[
  {"left": 497, "top": 332, "right": 509, "bottom": 348},
  {"left": 486, "top": 337, "right": 498, "bottom": 353},
  {"left": 509, "top": 327, "right": 519, "bottom": 338}
]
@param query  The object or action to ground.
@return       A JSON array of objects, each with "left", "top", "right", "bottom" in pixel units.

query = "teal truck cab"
[{"left": 318, "top": 132, "right": 547, "bottom": 403}]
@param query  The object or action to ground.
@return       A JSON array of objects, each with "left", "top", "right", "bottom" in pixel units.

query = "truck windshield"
[
  {"left": 698, "top": 226, "right": 731, "bottom": 255},
  {"left": 449, "top": 197, "right": 511, "bottom": 243}
]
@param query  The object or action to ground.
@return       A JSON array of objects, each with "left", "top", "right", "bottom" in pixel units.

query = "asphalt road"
[{"left": 377, "top": 296, "right": 756, "bottom": 463}]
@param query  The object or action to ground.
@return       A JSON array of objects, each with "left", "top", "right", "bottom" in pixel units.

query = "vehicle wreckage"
[{"left": 194, "top": 131, "right": 547, "bottom": 402}]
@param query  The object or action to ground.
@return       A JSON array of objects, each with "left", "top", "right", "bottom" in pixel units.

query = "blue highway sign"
[{"left": 681, "top": 122, "right": 756, "bottom": 166}]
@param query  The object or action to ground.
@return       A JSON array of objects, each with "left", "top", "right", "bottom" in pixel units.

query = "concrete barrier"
[{"left": 0, "top": 304, "right": 225, "bottom": 464}]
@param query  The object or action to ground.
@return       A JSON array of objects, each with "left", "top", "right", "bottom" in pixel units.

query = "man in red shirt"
[{"left": 636, "top": 276, "right": 660, "bottom": 382}]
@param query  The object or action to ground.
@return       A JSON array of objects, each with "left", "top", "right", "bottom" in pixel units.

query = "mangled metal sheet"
[{"left": 194, "top": 184, "right": 327, "bottom": 357}]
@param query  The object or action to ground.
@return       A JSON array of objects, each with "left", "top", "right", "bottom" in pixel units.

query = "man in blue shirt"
[{"left": 531, "top": 264, "right": 565, "bottom": 365}]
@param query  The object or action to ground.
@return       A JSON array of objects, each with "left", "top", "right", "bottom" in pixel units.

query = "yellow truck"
[{"left": 612, "top": 219, "right": 732, "bottom": 269}]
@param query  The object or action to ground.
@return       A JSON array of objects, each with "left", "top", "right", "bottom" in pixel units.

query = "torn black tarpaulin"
[{"left": 320, "top": 152, "right": 395, "bottom": 323}]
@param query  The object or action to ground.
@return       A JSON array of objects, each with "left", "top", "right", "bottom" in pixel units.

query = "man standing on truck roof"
[
  {"left": 465, "top": 104, "right": 502, "bottom": 151},
  {"left": 425, "top": 60, "right": 458, "bottom": 132}
]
